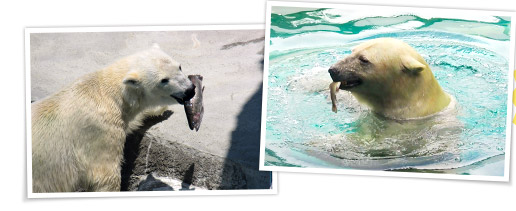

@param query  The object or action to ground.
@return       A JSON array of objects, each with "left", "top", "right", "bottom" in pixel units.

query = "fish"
[
  {"left": 184, "top": 75, "right": 204, "bottom": 131},
  {"left": 329, "top": 81, "right": 341, "bottom": 113}
]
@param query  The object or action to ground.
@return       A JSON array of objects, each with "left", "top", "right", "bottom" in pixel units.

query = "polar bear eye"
[
  {"left": 179, "top": 65, "right": 182, "bottom": 71},
  {"left": 359, "top": 56, "right": 370, "bottom": 64},
  {"left": 161, "top": 78, "right": 169, "bottom": 84}
]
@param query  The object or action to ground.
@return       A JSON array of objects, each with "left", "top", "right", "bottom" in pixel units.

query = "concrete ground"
[{"left": 29, "top": 29, "right": 271, "bottom": 190}]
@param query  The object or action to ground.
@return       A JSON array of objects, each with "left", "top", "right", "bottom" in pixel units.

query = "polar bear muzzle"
[
  {"left": 328, "top": 68, "right": 362, "bottom": 90},
  {"left": 171, "top": 84, "right": 196, "bottom": 105}
]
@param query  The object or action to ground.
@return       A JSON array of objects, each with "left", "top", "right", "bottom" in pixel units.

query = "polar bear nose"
[
  {"left": 328, "top": 67, "right": 341, "bottom": 82},
  {"left": 183, "top": 85, "right": 196, "bottom": 101}
]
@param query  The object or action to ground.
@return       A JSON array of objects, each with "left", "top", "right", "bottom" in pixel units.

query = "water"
[{"left": 264, "top": 8, "right": 511, "bottom": 176}]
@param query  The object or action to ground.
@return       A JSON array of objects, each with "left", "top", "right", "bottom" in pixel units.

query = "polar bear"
[
  {"left": 31, "top": 44, "right": 195, "bottom": 192},
  {"left": 328, "top": 38, "right": 450, "bottom": 119}
]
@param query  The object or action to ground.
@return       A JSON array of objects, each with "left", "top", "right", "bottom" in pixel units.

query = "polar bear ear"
[
  {"left": 401, "top": 55, "right": 425, "bottom": 74},
  {"left": 123, "top": 72, "right": 141, "bottom": 87},
  {"left": 152, "top": 43, "right": 161, "bottom": 49}
]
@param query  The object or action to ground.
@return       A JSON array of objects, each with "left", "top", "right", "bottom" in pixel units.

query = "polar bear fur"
[
  {"left": 31, "top": 44, "right": 195, "bottom": 192},
  {"left": 328, "top": 38, "right": 450, "bottom": 119}
]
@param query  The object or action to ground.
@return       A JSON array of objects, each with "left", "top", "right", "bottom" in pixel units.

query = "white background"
[{"left": 1, "top": 0, "right": 515, "bottom": 210}]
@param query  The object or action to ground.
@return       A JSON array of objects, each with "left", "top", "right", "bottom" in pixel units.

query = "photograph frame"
[
  {"left": 259, "top": 1, "right": 516, "bottom": 182},
  {"left": 25, "top": 24, "right": 278, "bottom": 198}
]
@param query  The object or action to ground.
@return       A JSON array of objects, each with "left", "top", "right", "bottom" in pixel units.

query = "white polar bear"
[
  {"left": 31, "top": 44, "right": 195, "bottom": 192},
  {"left": 328, "top": 38, "right": 450, "bottom": 119}
]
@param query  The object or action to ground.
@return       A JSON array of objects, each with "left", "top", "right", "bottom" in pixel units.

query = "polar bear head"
[
  {"left": 121, "top": 44, "right": 195, "bottom": 108},
  {"left": 328, "top": 38, "right": 449, "bottom": 119}
]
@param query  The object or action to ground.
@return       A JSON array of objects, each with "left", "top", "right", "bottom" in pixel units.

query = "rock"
[{"left": 121, "top": 112, "right": 271, "bottom": 191}]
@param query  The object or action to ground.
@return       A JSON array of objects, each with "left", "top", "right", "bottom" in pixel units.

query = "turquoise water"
[{"left": 264, "top": 8, "right": 511, "bottom": 175}]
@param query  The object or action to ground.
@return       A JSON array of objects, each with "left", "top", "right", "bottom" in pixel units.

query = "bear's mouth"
[
  {"left": 330, "top": 72, "right": 362, "bottom": 90},
  {"left": 339, "top": 78, "right": 362, "bottom": 90},
  {"left": 171, "top": 87, "right": 196, "bottom": 106},
  {"left": 172, "top": 95, "right": 185, "bottom": 105}
]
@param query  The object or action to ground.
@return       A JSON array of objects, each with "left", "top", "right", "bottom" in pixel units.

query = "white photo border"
[
  {"left": 25, "top": 24, "right": 277, "bottom": 198},
  {"left": 259, "top": 1, "right": 516, "bottom": 182}
]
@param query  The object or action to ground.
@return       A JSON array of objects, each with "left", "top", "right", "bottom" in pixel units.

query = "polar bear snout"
[
  {"left": 328, "top": 67, "right": 362, "bottom": 90},
  {"left": 171, "top": 84, "right": 196, "bottom": 105},
  {"left": 328, "top": 66, "right": 340, "bottom": 81}
]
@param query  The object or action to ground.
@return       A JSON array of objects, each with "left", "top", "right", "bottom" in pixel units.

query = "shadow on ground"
[{"left": 220, "top": 58, "right": 272, "bottom": 189}]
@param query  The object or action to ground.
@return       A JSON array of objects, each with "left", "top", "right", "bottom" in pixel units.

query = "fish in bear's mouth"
[
  {"left": 328, "top": 70, "right": 362, "bottom": 113},
  {"left": 172, "top": 92, "right": 195, "bottom": 105},
  {"left": 171, "top": 85, "right": 196, "bottom": 105}
]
